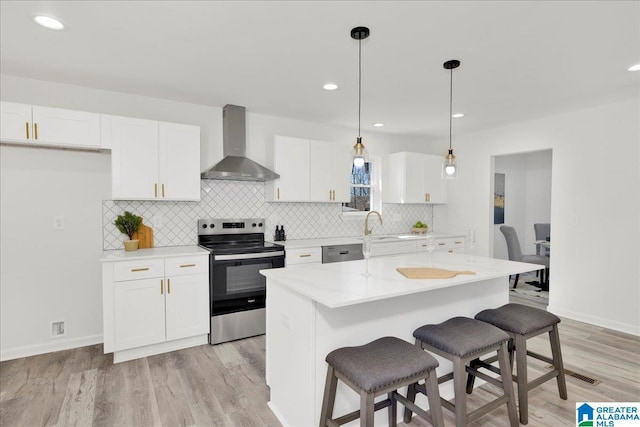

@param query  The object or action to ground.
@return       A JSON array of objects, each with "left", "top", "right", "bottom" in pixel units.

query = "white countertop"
[
  {"left": 101, "top": 245, "right": 209, "bottom": 262},
  {"left": 273, "top": 232, "right": 465, "bottom": 249},
  {"left": 261, "top": 252, "right": 541, "bottom": 309}
]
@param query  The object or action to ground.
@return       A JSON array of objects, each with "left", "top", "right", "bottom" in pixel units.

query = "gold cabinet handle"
[
  {"left": 154, "top": 183, "right": 158, "bottom": 197},
  {"left": 448, "top": 249, "right": 453, "bottom": 253},
  {"left": 277, "top": 187, "right": 280, "bottom": 200},
  {"left": 299, "top": 254, "right": 311, "bottom": 258},
  {"left": 167, "top": 278, "right": 170, "bottom": 294},
  {"left": 454, "top": 241, "right": 463, "bottom": 244},
  {"left": 438, "top": 242, "right": 446, "bottom": 246},
  {"left": 34, "top": 123, "right": 38, "bottom": 140},
  {"left": 162, "top": 183, "right": 165, "bottom": 198},
  {"left": 425, "top": 193, "right": 428, "bottom": 202},
  {"left": 160, "top": 279, "right": 164, "bottom": 295},
  {"left": 329, "top": 190, "right": 332, "bottom": 200},
  {"left": 180, "top": 263, "right": 196, "bottom": 268},
  {"left": 131, "top": 267, "right": 149, "bottom": 272},
  {"left": 25, "top": 122, "right": 30, "bottom": 139}
]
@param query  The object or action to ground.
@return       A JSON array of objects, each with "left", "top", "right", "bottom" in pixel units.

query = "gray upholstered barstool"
[
  {"left": 404, "top": 317, "right": 519, "bottom": 427},
  {"left": 319, "top": 336, "right": 444, "bottom": 427},
  {"left": 468, "top": 303, "right": 567, "bottom": 424}
]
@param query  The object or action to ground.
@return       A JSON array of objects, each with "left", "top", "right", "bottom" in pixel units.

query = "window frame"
[{"left": 341, "top": 155, "right": 382, "bottom": 219}]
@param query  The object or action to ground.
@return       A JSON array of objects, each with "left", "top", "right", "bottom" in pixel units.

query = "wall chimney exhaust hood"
[{"left": 201, "top": 105, "right": 279, "bottom": 182}]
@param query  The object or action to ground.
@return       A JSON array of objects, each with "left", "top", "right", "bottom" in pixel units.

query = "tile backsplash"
[{"left": 102, "top": 180, "right": 434, "bottom": 250}]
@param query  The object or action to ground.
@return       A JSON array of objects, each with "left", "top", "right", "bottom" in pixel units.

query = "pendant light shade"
[
  {"left": 350, "top": 26, "right": 370, "bottom": 168},
  {"left": 443, "top": 59, "right": 461, "bottom": 179}
]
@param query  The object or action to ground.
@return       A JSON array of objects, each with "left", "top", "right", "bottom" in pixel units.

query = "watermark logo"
[{"left": 577, "top": 402, "right": 640, "bottom": 426}]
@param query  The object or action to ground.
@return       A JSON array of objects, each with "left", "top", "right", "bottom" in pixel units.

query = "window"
[{"left": 342, "top": 157, "right": 381, "bottom": 215}]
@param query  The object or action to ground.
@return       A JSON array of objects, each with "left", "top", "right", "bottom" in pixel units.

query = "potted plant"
[{"left": 114, "top": 211, "right": 142, "bottom": 251}]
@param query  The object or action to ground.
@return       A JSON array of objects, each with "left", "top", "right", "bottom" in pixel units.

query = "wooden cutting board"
[
  {"left": 396, "top": 267, "right": 476, "bottom": 279},
  {"left": 133, "top": 222, "right": 154, "bottom": 249}
]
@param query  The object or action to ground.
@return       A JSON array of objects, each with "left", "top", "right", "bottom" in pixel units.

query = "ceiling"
[{"left": 1, "top": 1, "right": 638, "bottom": 140}]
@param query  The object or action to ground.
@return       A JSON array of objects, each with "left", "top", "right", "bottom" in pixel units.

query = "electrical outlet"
[
  {"left": 51, "top": 321, "right": 65, "bottom": 337},
  {"left": 53, "top": 216, "right": 64, "bottom": 230}
]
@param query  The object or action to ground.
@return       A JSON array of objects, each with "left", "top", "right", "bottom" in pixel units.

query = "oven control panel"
[{"left": 198, "top": 218, "right": 265, "bottom": 235}]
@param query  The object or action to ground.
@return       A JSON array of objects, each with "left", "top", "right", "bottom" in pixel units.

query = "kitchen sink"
[{"left": 362, "top": 234, "right": 419, "bottom": 241}]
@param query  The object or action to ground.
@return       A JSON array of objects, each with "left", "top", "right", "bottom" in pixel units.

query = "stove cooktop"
[{"left": 199, "top": 241, "right": 283, "bottom": 255}]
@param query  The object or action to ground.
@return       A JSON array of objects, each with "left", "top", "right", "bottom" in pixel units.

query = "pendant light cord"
[
  {"left": 358, "top": 38, "right": 362, "bottom": 138},
  {"left": 449, "top": 67, "right": 453, "bottom": 151}
]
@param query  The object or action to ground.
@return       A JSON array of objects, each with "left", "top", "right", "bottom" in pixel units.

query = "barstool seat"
[
  {"left": 405, "top": 317, "right": 519, "bottom": 427},
  {"left": 319, "top": 336, "right": 444, "bottom": 427},
  {"left": 470, "top": 303, "right": 568, "bottom": 424}
]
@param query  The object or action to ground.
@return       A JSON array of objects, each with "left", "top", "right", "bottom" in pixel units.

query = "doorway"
[{"left": 491, "top": 149, "right": 552, "bottom": 304}]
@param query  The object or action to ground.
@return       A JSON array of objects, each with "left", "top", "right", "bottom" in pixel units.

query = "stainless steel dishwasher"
[{"left": 321, "top": 243, "right": 364, "bottom": 263}]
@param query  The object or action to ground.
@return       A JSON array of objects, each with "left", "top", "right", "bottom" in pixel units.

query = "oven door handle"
[{"left": 214, "top": 251, "right": 285, "bottom": 261}]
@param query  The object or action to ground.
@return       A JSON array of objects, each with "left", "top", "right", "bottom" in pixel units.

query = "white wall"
[
  {"left": 441, "top": 99, "right": 640, "bottom": 335},
  {"left": 0, "top": 74, "right": 429, "bottom": 360},
  {"left": 493, "top": 150, "right": 552, "bottom": 260}
]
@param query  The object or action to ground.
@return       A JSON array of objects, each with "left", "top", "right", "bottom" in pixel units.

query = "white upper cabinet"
[
  {"left": 385, "top": 152, "right": 448, "bottom": 204},
  {"left": 107, "top": 115, "right": 201, "bottom": 201},
  {"left": 309, "top": 140, "right": 351, "bottom": 203},
  {"left": 158, "top": 122, "right": 201, "bottom": 201},
  {"left": 1, "top": 101, "right": 100, "bottom": 149},
  {"left": 266, "top": 135, "right": 311, "bottom": 202},
  {"left": 266, "top": 135, "right": 350, "bottom": 203}
]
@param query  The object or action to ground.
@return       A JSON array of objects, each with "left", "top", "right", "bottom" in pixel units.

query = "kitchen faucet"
[{"left": 364, "top": 211, "right": 383, "bottom": 236}]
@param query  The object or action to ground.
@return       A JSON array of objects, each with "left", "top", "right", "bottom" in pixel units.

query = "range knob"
[
  {"left": 252, "top": 223, "right": 257, "bottom": 227},
  {"left": 258, "top": 222, "right": 263, "bottom": 227},
  {"left": 210, "top": 223, "right": 215, "bottom": 228},
  {"left": 202, "top": 224, "right": 207, "bottom": 228}
]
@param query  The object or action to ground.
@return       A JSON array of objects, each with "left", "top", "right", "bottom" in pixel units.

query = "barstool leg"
[
  {"left": 514, "top": 333, "right": 529, "bottom": 424},
  {"left": 403, "top": 382, "right": 417, "bottom": 423},
  {"left": 549, "top": 325, "right": 568, "bottom": 400},
  {"left": 497, "top": 342, "right": 519, "bottom": 427},
  {"left": 360, "top": 390, "right": 375, "bottom": 427},
  {"left": 425, "top": 372, "right": 445, "bottom": 427},
  {"left": 388, "top": 392, "right": 397, "bottom": 427},
  {"left": 452, "top": 356, "right": 468, "bottom": 427},
  {"left": 319, "top": 366, "right": 337, "bottom": 427}
]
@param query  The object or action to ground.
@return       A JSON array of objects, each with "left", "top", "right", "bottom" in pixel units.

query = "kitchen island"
[{"left": 261, "top": 252, "right": 542, "bottom": 427}]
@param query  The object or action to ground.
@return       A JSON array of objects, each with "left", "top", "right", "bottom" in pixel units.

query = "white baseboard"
[
  {"left": 0, "top": 334, "right": 104, "bottom": 362},
  {"left": 547, "top": 304, "right": 640, "bottom": 337}
]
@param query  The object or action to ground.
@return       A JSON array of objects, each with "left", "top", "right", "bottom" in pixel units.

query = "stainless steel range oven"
[{"left": 198, "top": 218, "right": 284, "bottom": 345}]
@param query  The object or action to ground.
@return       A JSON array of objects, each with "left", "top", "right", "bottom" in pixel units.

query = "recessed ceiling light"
[
  {"left": 629, "top": 63, "right": 640, "bottom": 72},
  {"left": 34, "top": 15, "right": 65, "bottom": 30},
  {"left": 452, "top": 113, "right": 465, "bottom": 118},
  {"left": 322, "top": 82, "right": 338, "bottom": 91},
  {"left": 373, "top": 123, "right": 385, "bottom": 127}
]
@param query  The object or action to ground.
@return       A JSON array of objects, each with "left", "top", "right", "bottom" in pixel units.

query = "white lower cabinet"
[
  {"left": 286, "top": 247, "right": 322, "bottom": 265},
  {"left": 416, "top": 237, "right": 466, "bottom": 253},
  {"left": 115, "top": 277, "right": 166, "bottom": 350},
  {"left": 103, "top": 251, "right": 209, "bottom": 363},
  {"left": 370, "top": 241, "right": 417, "bottom": 257}
]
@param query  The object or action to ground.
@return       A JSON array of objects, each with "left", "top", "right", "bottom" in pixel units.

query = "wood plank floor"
[{"left": 2, "top": 311, "right": 638, "bottom": 426}]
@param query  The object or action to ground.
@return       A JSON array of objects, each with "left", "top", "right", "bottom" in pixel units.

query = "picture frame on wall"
[{"left": 494, "top": 173, "right": 505, "bottom": 224}]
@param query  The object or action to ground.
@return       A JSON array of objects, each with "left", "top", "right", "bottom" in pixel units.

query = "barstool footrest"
[
  {"left": 331, "top": 398, "right": 392, "bottom": 426},
  {"left": 467, "top": 395, "right": 510, "bottom": 423},
  {"left": 437, "top": 372, "right": 454, "bottom": 384},
  {"left": 470, "top": 368, "right": 505, "bottom": 389},
  {"left": 394, "top": 391, "right": 437, "bottom": 425},
  {"left": 528, "top": 349, "right": 554, "bottom": 365}
]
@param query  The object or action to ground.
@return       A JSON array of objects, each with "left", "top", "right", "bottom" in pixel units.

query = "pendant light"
[
  {"left": 350, "top": 26, "right": 370, "bottom": 169},
  {"left": 443, "top": 59, "right": 461, "bottom": 179}
]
